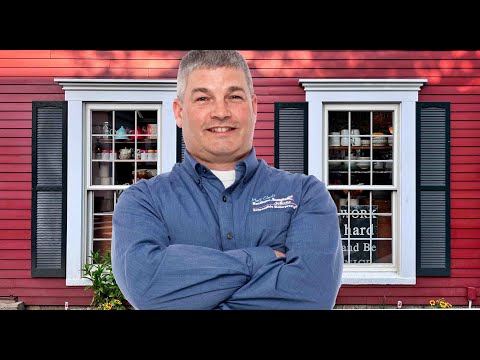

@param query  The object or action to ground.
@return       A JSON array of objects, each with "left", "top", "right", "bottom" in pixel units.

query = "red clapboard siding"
[
  {"left": 338, "top": 287, "right": 466, "bottom": 297},
  {"left": 0, "top": 78, "right": 57, "bottom": 85},
  {"left": 0, "top": 121, "right": 31, "bottom": 129},
  {"left": 0, "top": 103, "right": 35, "bottom": 111},
  {"left": 240, "top": 50, "right": 480, "bottom": 60},
  {"left": 14, "top": 278, "right": 73, "bottom": 288},
  {"left": 0, "top": 199, "right": 31, "bottom": 208},
  {"left": 0, "top": 59, "right": 111, "bottom": 68},
  {"left": 0, "top": 85, "right": 62, "bottom": 93},
  {"left": 451, "top": 155, "right": 480, "bottom": 164},
  {"left": 0, "top": 250, "right": 30, "bottom": 259},
  {"left": 451, "top": 209, "right": 480, "bottom": 218},
  {"left": 50, "top": 50, "right": 187, "bottom": 59},
  {"left": 0, "top": 219, "right": 30, "bottom": 228},
  {"left": 0, "top": 182, "right": 31, "bottom": 191},
  {"left": 0, "top": 210, "right": 31, "bottom": 219},
  {"left": 452, "top": 190, "right": 480, "bottom": 199},
  {"left": 17, "top": 297, "right": 92, "bottom": 306},
  {"left": 13, "top": 288, "right": 88, "bottom": 297},
  {"left": 452, "top": 219, "right": 480, "bottom": 228},
  {"left": 0, "top": 269, "right": 31, "bottom": 278},
  {"left": 0, "top": 112, "right": 32, "bottom": 121},
  {"left": 0, "top": 49, "right": 479, "bottom": 307},
  {"left": 451, "top": 183, "right": 480, "bottom": 190},
  {"left": 451, "top": 147, "right": 480, "bottom": 156},
  {"left": 0, "top": 50, "right": 51, "bottom": 58},
  {"left": 451, "top": 164, "right": 480, "bottom": 172},
  {"left": 452, "top": 249, "right": 480, "bottom": 258},
  {"left": 0, "top": 147, "right": 32, "bottom": 156},
  {"left": 0, "top": 259, "right": 29, "bottom": 269},
  {"left": 0, "top": 191, "right": 31, "bottom": 199},
  {"left": 0, "top": 278, "right": 14, "bottom": 287},
  {"left": 452, "top": 229, "right": 480, "bottom": 238},
  {"left": 254, "top": 121, "right": 273, "bottom": 130},
  {"left": 0, "top": 230, "right": 31, "bottom": 239},
  {"left": 255, "top": 95, "right": 305, "bottom": 103},
  {"left": 0, "top": 155, "right": 31, "bottom": 164},
  {"left": 451, "top": 259, "right": 480, "bottom": 268},
  {"left": 0, "top": 68, "right": 151, "bottom": 77},
  {"left": 0, "top": 240, "right": 30, "bottom": 249},
  {"left": 451, "top": 239, "right": 480, "bottom": 248},
  {"left": 0, "top": 164, "right": 31, "bottom": 172},
  {"left": 451, "top": 130, "right": 480, "bottom": 138},
  {"left": 0, "top": 94, "right": 65, "bottom": 102}
]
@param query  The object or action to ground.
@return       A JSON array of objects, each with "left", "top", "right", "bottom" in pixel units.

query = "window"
[
  {"left": 87, "top": 104, "right": 161, "bottom": 262},
  {"left": 55, "top": 79, "right": 177, "bottom": 285},
  {"left": 300, "top": 79, "right": 427, "bottom": 284},
  {"left": 325, "top": 104, "right": 397, "bottom": 269}
]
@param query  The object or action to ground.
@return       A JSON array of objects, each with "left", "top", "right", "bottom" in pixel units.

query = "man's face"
[{"left": 173, "top": 67, "right": 257, "bottom": 170}]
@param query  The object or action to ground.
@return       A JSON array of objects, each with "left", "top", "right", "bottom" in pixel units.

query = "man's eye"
[
  {"left": 230, "top": 95, "right": 243, "bottom": 100},
  {"left": 196, "top": 97, "right": 209, "bottom": 102}
]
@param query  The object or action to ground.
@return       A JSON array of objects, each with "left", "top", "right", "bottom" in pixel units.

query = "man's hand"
[{"left": 274, "top": 250, "right": 286, "bottom": 258}]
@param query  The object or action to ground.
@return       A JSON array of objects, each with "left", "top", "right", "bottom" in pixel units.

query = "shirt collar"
[{"left": 183, "top": 147, "right": 259, "bottom": 184}]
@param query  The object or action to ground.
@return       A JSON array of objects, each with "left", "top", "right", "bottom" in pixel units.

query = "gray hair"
[{"left": 176, "top": 50, "right": 254, "bottom": 101}]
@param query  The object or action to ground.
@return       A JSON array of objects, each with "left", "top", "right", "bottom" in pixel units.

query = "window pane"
[
  {"left": 87, "top": 106, "right": 161, "bottom": 266},
  {"left": 92, "top": 162, "right": 113, "bottom": 186},
  {"left": 332, "top": 190, "right": 394, "bottom": 265}
]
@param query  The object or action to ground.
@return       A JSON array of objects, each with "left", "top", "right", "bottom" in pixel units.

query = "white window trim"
[
  {"left": 54, "top": 79, "right": 177, "bottom": 286},
  {"left": 299, "top": 79, "right": 427, "bottom": 285}
]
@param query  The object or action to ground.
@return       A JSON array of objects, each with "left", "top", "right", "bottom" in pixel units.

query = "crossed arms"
[{"left": 111, "top": 179, "right": 343, "bottom": 310}]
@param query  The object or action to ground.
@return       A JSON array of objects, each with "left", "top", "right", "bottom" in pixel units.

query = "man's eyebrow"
[
  {"left": 191, "top": 87, "right": 211, "bottom": 95},
  {"left": 227, "top": 86, "right": 246, "bottom": 93},
  {"left": 191, "top": 86, "right": 246, "bottom": 95}
]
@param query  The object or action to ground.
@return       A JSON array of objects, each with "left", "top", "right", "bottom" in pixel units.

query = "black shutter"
[
  {"left": 416, "top": 102, "right": 450, "bottom": 276},
  {"left": 274, "top": 102, "right": 308, "bottom": 174},
  {"left": 31, "top": 102, "right": 67, "bottom": 277},
  {"left": 176, "top": 126, "right": 185, "bottom": 163}
]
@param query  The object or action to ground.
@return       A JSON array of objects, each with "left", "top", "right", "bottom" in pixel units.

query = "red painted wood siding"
[{"left": 0, "top": 50, "right": 479, "bottom": 308}]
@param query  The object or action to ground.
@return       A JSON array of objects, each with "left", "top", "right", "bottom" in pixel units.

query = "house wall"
[{"left": 0, "top": 50, "right": 478, "bottom": 307}]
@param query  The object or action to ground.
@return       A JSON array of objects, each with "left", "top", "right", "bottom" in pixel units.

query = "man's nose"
[{"left": 210, "top": 100, "right": 231, "bottom": 120}]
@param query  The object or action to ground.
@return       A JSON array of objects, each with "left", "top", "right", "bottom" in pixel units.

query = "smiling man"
[{"left": 112, "top": 50, "right": 343, "bottom": 310}]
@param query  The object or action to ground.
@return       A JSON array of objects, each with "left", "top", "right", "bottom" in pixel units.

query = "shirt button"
[
  {"left": 196, "top": 179, "right": 201, "bottom": 184},
  {"left": 226, "top": 232, "right": 233, "bottom": 240},
  {"left": 222, "top": 195, "right": 227, "bottom": 202},
  {"left": 202, "top": 168, "right": 207, "bottom": 174}
]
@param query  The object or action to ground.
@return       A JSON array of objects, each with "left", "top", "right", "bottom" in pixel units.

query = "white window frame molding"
[
  {"left": 299, "top": 79, "right": 427, "bottom": 285},
  {"left": 54, "top": 79, "right": 177, "bottom": 286}
]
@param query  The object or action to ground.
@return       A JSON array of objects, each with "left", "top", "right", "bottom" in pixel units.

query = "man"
[{"left": 112, "top": 50, "right": 343, "bottom": 309}]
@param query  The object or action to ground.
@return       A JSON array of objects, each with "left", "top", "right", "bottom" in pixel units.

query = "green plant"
[{"left": 82, "top": 250, "right": 127, "bottom": 310}]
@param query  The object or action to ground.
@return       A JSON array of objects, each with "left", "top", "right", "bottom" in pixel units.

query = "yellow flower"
[
  {"left": 429, "top": 298, "right": 452, "bottom": 309},
  {"left": 114, "top": 299, "right": 121, "bottom": 304}
]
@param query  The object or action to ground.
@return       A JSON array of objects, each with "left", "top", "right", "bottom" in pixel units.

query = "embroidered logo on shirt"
[{"left": 251, "top": 194, "right": 298, "bottom": 212}]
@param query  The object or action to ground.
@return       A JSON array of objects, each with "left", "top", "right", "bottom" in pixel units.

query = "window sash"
[
  {"left": 84, "top": 103, "right": 161, "bottom": 264},
  {"left": 324, "top": 104, "right": 399, "bottom": 270}
]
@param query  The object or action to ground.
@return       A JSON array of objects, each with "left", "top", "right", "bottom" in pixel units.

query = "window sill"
[{"left": 342, "top": 272, "right": 416, "bottom": 285}]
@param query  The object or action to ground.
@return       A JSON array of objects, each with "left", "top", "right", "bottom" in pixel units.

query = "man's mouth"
[{"left": 208, "top": 127, "right": 235, "bottom": 133}]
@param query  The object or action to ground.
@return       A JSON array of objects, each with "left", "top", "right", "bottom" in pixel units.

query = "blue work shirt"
[{"left": 112, "top": 148, "right": 343, "bottom": 309}]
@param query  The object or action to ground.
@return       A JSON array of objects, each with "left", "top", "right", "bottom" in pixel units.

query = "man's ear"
[
  {"left": 252, "top": 94, "right": 258, "bottom": 125},
  {"left": 173, "top": 98, "right": 183, "bottom": 128}
]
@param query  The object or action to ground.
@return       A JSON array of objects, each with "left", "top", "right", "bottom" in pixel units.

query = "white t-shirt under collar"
[{"left": 210, "top": 169, "right": 236, "bottom": 189}]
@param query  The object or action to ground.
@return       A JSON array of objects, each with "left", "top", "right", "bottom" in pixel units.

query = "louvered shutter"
[
  {"left": 274, "top": 102, "right": 308, "bottom": 174},
  {"left": 176, "top": 126, "right": 185, "bottom": 163},
  {"left": 31, "top": 102, "right": 67, "bottom": 277},
  {"left": 416, "top": 102, "right": 450, "bottom": 276}
]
